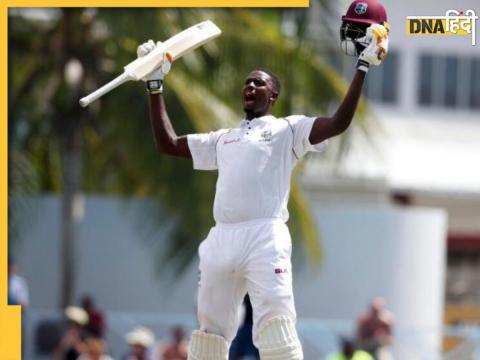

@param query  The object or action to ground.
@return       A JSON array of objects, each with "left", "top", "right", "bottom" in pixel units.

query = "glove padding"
[
  {"left": 136, "top": 39, "right": 173, "bottom": 81},
  {"left": 356, "top": 24, "right": 389, "bottom": 73}
]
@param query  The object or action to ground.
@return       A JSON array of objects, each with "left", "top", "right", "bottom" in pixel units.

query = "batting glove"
[
  {"left": 356, "top": 24, "right": 389, "bottom": 73},
  {"left": 137, "top": 40, "right": 173, "bottom": 94}
]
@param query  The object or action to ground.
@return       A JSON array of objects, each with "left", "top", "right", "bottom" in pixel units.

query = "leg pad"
[
  {"left": 257, "top": 316, "right": 303, "bottom": 360},
  {"left": 187, "top": 330, "right": 229, "bottom": 360}
]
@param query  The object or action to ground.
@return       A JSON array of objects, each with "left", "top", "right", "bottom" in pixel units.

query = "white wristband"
[{"left": 146, "top": 80, "right": 163, "bottom": 94}]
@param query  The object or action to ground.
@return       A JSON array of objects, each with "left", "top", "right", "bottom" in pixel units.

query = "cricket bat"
[{"left": 79, "top": 20, "right": 221, "bottom": 107}]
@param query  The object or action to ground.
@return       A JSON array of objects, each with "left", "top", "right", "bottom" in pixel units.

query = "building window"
[
  {"left": 417, "top": 53, "right": 480, "bottom": 110},
  {"left": 381, "top": 51, "right": 399, "bottom": 103},
  {"left": 444, "top": 56, "right": 458, "bottom": 108},
  {"left": 326, "top": 50, "right": 399, "bottom": 105},
  {"left": 470, "top": 58, "right": 480, "bottom": 109},
  {"left": 419, "top": 55, "right": 433, "bottom": 105},
  {"left": 364, "top": 51, "right": 399, "bottom": 104}
]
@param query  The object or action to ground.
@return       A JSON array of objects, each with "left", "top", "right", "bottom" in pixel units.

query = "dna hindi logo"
[{"left": 406, "top": 9, "right": 478, "bottom": 45}]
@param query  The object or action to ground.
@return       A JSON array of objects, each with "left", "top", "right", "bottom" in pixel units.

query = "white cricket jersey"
[{"left": 187, "top": 115, "right": 327, "bottom": 224}]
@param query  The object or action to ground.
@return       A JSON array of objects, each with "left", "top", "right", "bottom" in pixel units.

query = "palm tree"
[{"left": 8, "top": 7, "right": 371, "bottom": 306}]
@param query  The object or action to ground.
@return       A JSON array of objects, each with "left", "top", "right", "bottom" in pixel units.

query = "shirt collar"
[{"left": 240, "top": 115, "right": 275, "bottom": 127}]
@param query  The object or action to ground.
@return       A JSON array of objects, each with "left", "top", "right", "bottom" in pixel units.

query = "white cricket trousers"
[{"left": 197, "top": 219, "right": 297, "bottom": 345}]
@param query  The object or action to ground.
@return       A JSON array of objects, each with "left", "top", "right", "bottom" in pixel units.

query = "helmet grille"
[{"left": 340, "top": 21, "right": 370, "bottom": 56}]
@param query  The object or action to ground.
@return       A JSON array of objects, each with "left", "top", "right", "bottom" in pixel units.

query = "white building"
[{"left": 300, "top": 0, "right": 480, "bottom": 302}]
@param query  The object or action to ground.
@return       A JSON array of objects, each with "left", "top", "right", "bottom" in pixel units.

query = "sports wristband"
[
  {"left": 356, "top": 59, "right": 370, "bottom": 73},
  {"left": 146, "top": 80, "right": 163, "bottom": 94}
]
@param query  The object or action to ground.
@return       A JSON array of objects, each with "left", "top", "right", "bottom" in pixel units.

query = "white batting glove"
[
  {"left": 137, "top": 40, "right": 173, "bottom": 94},
  {"left": 356, "top": 24, "right": 389, "bottom": 73}
]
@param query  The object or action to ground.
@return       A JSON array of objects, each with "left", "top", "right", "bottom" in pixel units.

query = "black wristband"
[{"left": 146, "top": 80, "right": 163, "bottom": 94}]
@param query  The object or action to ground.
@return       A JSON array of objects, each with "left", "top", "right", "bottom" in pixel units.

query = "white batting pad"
[
  {"left": 187, "top": 330, "right": 229, "bottom": 360},
  {"left": 257, "top": 316, "right": 303, "bottom": 360}
]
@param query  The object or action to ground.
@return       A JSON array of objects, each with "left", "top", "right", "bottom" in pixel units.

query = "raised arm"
[
  {"left": 309, "top": 70, "right": 366, "bottom": 144},
  {"left": 138, "top": 40, "right": 191, "bottom": 158},
  {"left": 309, "top": 24, "right": 389, "bottom": 145},
  {"left": 148, "top": 92, "right": 191, "bottom": 158}
]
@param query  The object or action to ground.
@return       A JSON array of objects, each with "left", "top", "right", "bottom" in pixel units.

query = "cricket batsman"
[{"left": 138, "top": 1, "right": 389, "bottom": 359}]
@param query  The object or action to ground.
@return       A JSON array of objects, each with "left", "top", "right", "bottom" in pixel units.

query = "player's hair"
[{"left": 255, "top": 68, "right": 281, "bottom": 96}]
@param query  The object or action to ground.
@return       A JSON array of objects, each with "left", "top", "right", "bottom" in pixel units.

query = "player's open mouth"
[{"left": 244, "top": 93, "right": 255, "bottom": 104}]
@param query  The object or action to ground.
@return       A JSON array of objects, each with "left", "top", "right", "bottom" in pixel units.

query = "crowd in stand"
[
  {"left": 327, "top": 297, "right": 394, "bottom": 360},
  {"left": 28, "top": 294, "right": 188, "bottom": 360},
  {"left": 31, "top": 294, "right": 394, "bottom": 360}
]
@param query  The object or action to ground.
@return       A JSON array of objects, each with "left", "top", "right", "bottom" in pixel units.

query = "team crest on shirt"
[{"left": 259, "top": 129, "right": 273, "bottom": 142}]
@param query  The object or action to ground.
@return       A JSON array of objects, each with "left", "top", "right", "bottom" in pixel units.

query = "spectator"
[
  {"left": 35, "top": 319, "right": 63, "bottom": 356},
  {"left": 81, "top": 295, "right": 106, "bottom": 338},
  {"left": 8, "top": 256, "right": 29, "bottom": 307},
  {"left": 156, "top": 326, "right": 187, "bottom": 360},
  {"left": 77, "top": 337, "right": 113, "bottom": 360},
  {"left": 229, "top": 295, "right": 259, "bottom": 360},
  {"left": 327, "top": 337, "right": 374, "bottom": 360},
  {"left": 123, "top": 326, "right": 155, "bottom": 360},
  {"left": 54, "top": 306, "right": 89, "bottom": 360},
  {"left": 356, "top": 297, "right": 394, "bottom": 360},
  {"left": 8, "top": 256, "right": 29, "bottom": 355}
]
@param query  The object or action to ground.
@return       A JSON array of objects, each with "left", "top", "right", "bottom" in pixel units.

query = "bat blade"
[
  {"left": 124, "top": 20, "right": 222, "bottom": 80},
  {"left": 79, "top": 20, "right": 222, "bottom": 107}
]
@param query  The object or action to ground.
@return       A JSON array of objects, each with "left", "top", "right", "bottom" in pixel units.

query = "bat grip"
[{"left": 79, "top": 72, "right": 131, "bottom": 107}]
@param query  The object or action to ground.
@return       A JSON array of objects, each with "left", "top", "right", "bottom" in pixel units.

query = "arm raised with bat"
[
  {"left": 138, "top": 40, "right": 191, "bottom": 159},
  {"left": 309, "top": 23, "right": 389, "bottom": 145}
]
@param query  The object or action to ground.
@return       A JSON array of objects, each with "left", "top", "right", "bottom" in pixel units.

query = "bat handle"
[{"left": 79, "top": 72, "right": 132, "bottom": 107}]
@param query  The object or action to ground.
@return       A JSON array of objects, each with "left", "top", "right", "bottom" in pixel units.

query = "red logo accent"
[
  {"left": 224, "top": 138, "right": 241, "bottom": 145},
  {"left": 275, "top": 268, "right": 288, "bottom": 274}
]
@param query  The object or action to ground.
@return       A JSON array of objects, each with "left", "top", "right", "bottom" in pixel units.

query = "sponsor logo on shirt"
[
  {"left": 275, "top": 268, "right": 288, "bottom": 274},
  {"left": 224, "top": 138, "right": 241, "bottom": 145}
]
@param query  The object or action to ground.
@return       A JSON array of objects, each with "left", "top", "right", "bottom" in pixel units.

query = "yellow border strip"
[
  {"left": 6, "top": 0, "right": 309, "bottom": 7},
  {"left": 1, "top": 2, "right": 22, "bottom": 359}
]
